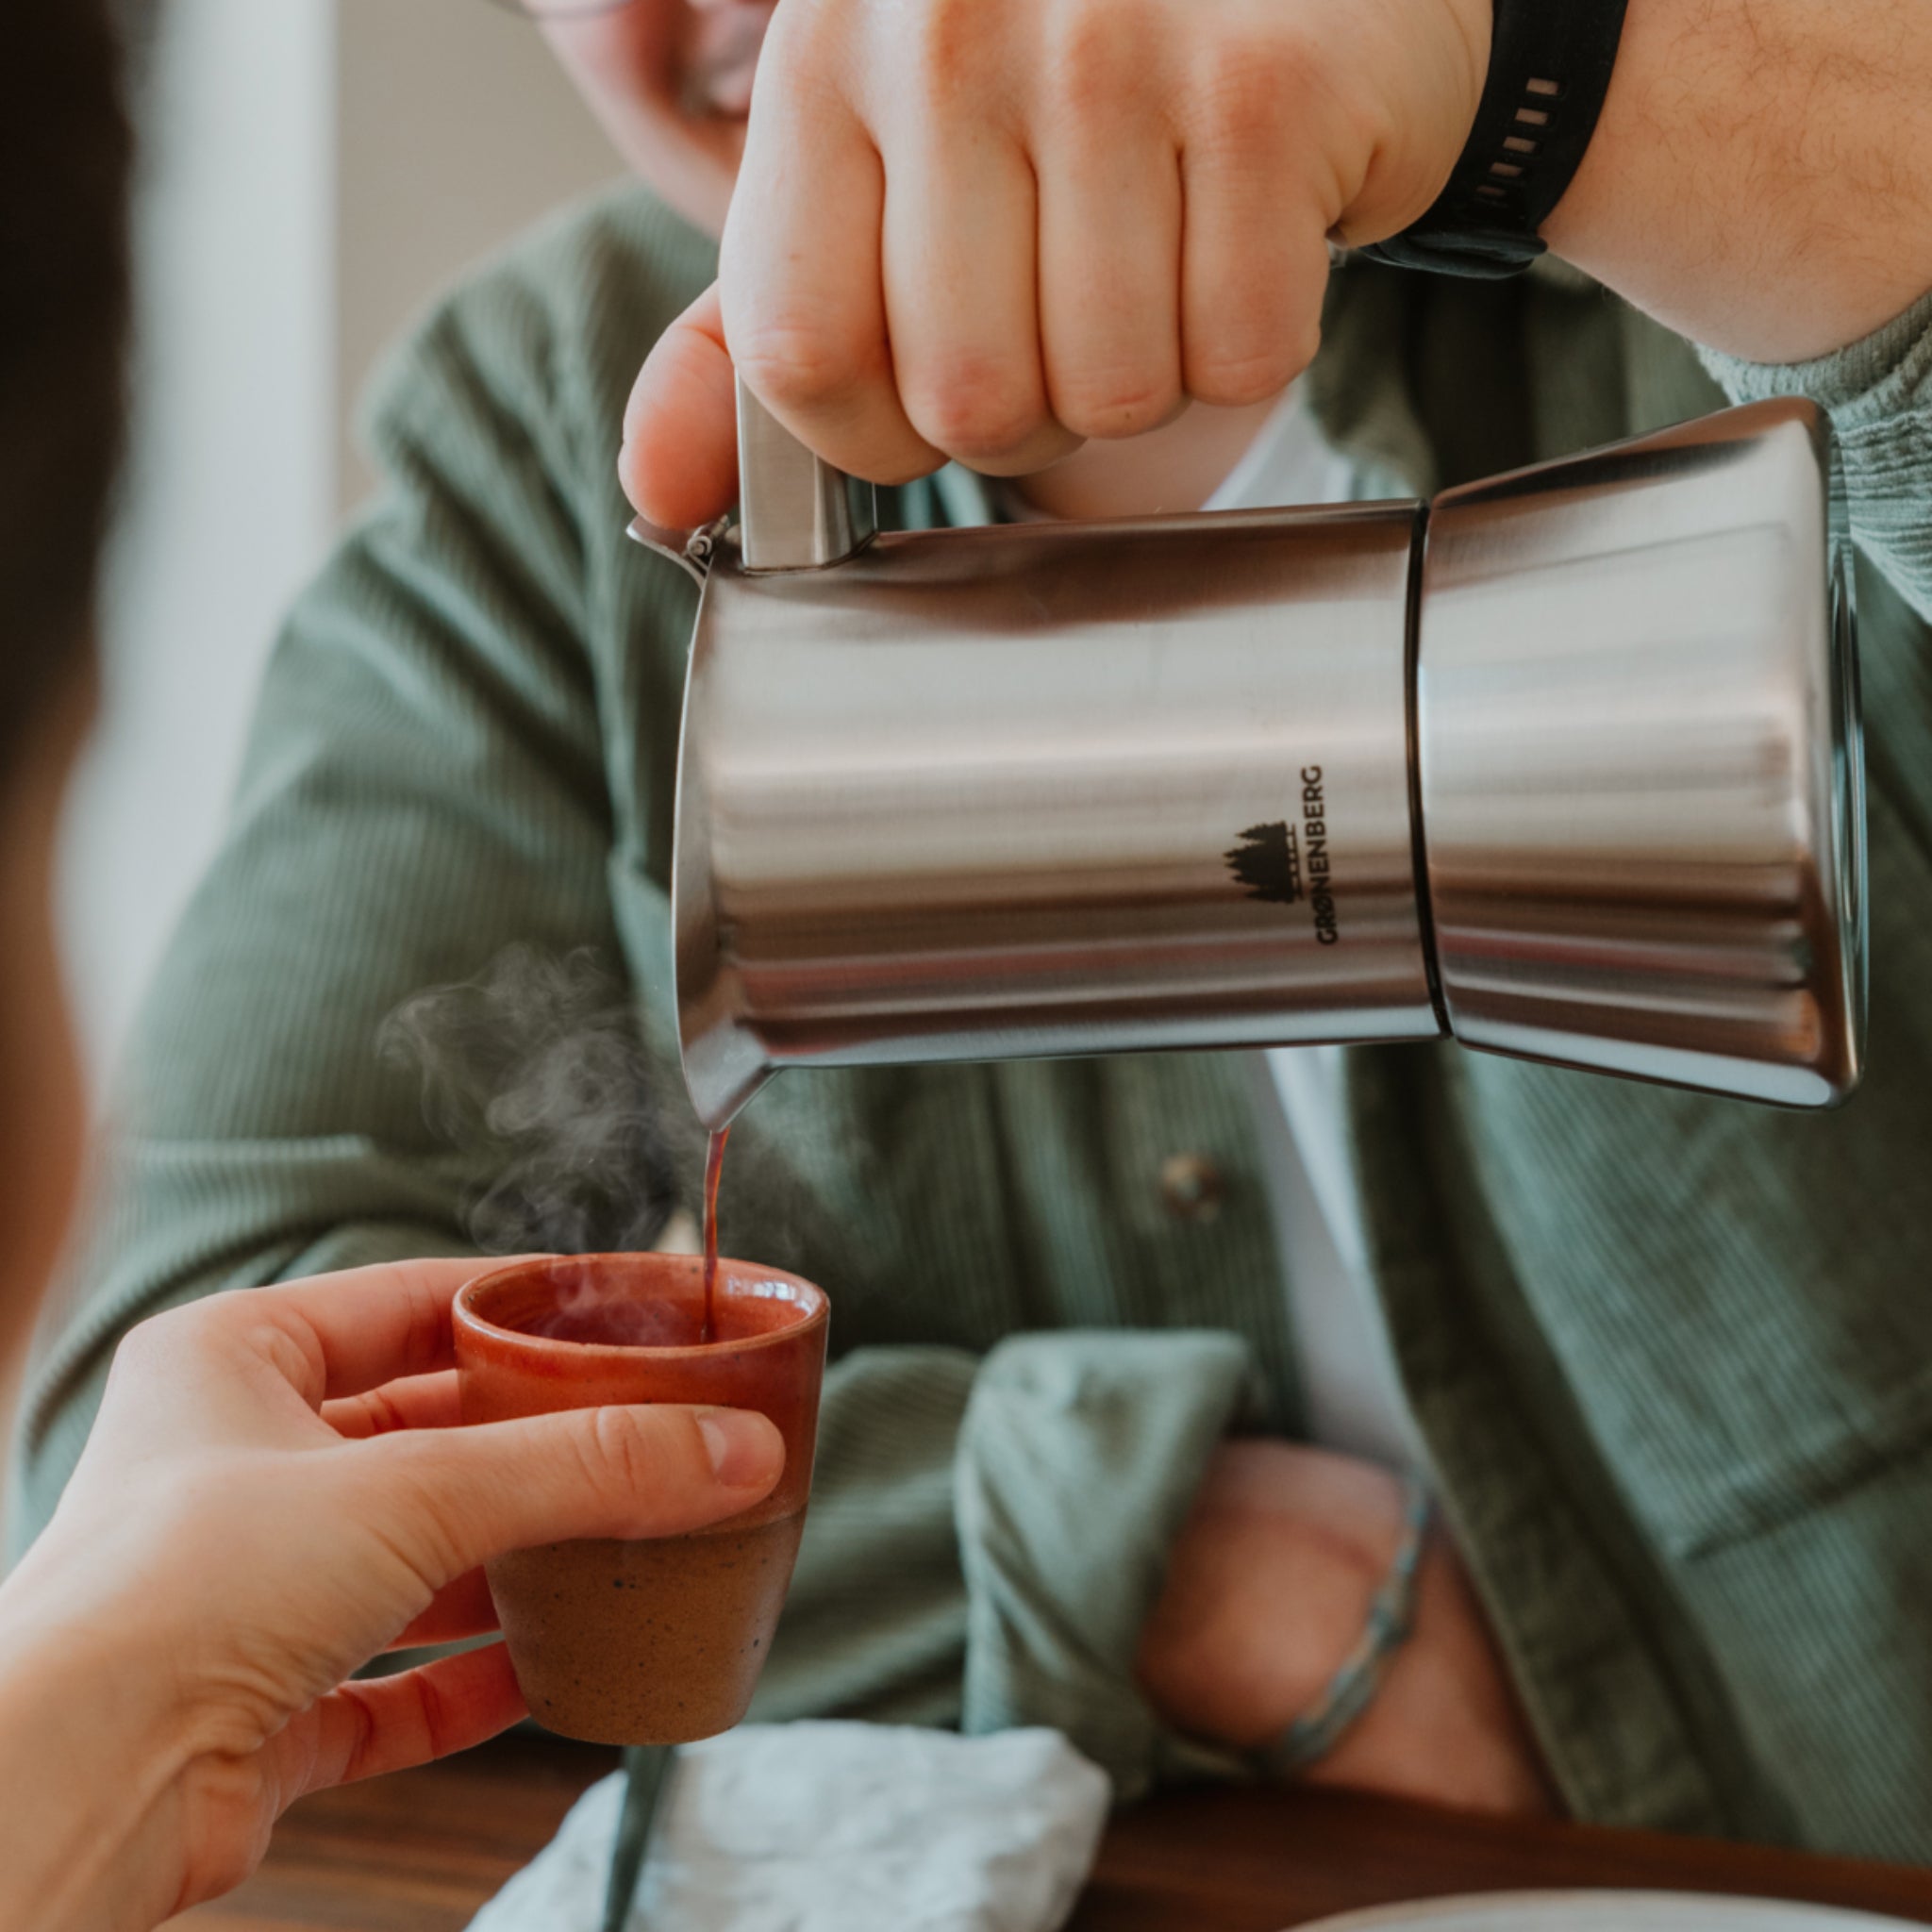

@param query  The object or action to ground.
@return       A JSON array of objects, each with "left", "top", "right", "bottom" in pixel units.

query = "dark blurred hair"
[{"left": 0, "top": 0, "right": 134, "bottom": 788}]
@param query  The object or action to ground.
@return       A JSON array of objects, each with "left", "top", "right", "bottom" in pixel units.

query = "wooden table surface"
[{"left": 170, "top": 1733, "right": 1932, "bottom": 1932}]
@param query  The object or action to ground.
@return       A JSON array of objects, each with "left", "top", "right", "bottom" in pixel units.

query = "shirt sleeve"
[
  {"left": 1696, "top": 288, "right": 1932, "bottom": 622},
  {"left": 954, "top": 1329, "right": 1259, "bottom": 1795},
  {"left": 749, "top": 1330, "right": 1261, "bottom": 1802}
]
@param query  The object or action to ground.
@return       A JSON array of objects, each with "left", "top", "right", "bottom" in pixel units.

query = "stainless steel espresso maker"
[{"left": 634, "top": 385, "right": 1865, "bottom": 1130}]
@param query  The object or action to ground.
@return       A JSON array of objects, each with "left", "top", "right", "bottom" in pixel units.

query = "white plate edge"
[{"left": 1289, "top": 1890, "right": 1922, "bottom": 1932}]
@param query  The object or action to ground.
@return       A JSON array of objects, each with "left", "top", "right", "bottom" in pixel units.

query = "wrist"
[
  {"left": 0, "top": 1575, "right": 197, "bottom": 1931},
  {"left": 1357, "top": 0, "right": 1630, "bottom": 277},
  {"left": 1331, "top": 0, "right": 1491, "bottom": 248},
  {"left": 1434, "top": 0, "right": 1496, "bottom": 137},
  {"left": 1251, "top": 1475, "right": 1430, "bottom": 1778},
  {"left": 1135, "top": 1442, "right": 1414, "bottom": 1749},
  {"left": 1307, "top": 1527, "right": 1555, "bottom": 1816}
]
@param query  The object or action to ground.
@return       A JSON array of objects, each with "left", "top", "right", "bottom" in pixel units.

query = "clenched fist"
[{"left": 620, "top": 0, "right": 1489, "bottom": 527}]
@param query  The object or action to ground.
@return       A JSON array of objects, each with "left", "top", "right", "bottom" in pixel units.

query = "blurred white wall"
[
  {"left": 336, "top": 0, "right": 625, "bottom": 511},
  {"left": 58, "top": 0, "right": 622, "bottom": 1089},
  {"left": 58, "top": 0, "right": 336, "bottom": 1092}
]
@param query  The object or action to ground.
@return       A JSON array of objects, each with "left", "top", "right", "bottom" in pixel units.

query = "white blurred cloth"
[{"left": 467, "top": 1723, "right": 1112, "bottom": 1932}]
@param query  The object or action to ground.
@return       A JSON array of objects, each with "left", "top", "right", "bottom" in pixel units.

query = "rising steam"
[{"left": 378, "top": 945, "right": 680, "bottom": 1256}]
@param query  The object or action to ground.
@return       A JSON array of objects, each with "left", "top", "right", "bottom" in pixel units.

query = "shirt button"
[{"left": 1160, "top": 1153, "right": 1225, "bottom": 1224}]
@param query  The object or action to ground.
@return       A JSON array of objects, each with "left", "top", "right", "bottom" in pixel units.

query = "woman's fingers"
[
  {"left": 278, "top": 1643, "right": 529, "bottom": 1802},
  {"left": 137, "top": 1257, "right": 504, "bottom": 1417},
  {"left": 323, "top": 1368, "right": 462, "bottom": 1441},
  {"left": 382, "top": 1566, "right": 500, "bottom": 1653},
  {"left": 619, "top": 282, "right": 741, "bottom": 528},
  {"left": 360, "top": 1402, "right": 784, "bottom": 1586}
]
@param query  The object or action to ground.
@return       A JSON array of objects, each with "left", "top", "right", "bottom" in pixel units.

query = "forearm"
[{"left": 1543, "top": 0, "right": 1932, "bottom": 361}]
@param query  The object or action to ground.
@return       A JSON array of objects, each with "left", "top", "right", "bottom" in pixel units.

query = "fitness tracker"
[{"left": 1361, "top": 0, "right": 1630, "bottom": 278}]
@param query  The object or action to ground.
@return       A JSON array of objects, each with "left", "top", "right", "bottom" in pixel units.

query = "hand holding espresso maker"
[{"left": 635, "top": 386, "right": 1865, "bottom": 1130}]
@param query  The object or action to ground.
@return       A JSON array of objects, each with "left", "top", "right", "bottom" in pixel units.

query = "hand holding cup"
[{"left": 0, "top": 1257, "right": 783, "bottom": 1929}]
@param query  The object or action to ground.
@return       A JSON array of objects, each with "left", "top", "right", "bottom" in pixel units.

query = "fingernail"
[{"left": 698, "top": 1409, "right": 774, "bottom": 1486}]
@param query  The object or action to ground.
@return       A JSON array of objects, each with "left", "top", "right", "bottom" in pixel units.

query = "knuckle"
[
  {"left": 732, "top": 323, "right": 871, "bottom": 420},
  {"left": 1188, "top": 340, "right": 1298, "bottom": 408},
  {"left": 409, "top": 1663, "right": 455, "bottom": 1760},
  {"left": 760, "top": 0, "right": 874, "bottom": 103},
  {"left": 1044, "top": 0, "right": 1142, "bottom": 122},
  {"left": 906, "top": 358, "right": 1045, "bottom": 462},
  {"left": 156, "top": 1287, "right": 242, "bottom": 1341},
  {"left": 112, "top": 1287, "right": 252, "bottom": 1387},
  {"left": 329, "top": 1682, "right": 385, "bottom": 1784},
  {"left": 114, "top": 1307, "right": 179, "bottom": 1370},
  {"left": 587, "top": 1403, "right": 683, "bottom": 1507},
  {"left": 1052, "top": 365, "right": 1180, "bottom": 441},
  {"left": 356, "top": 1384, "right": 408, "bottom": 1437},
  {"left": 901, "top": 0, "right": 991, "bottom": 105},
  {"left": 379, "top": 1455, "right": 470, "bottom": 1582},
  {"left": 1187, "top": 302, "right": 1317, "bottom": 408},
  {"left": 758, "top": 0, "right": 830, "bottom": 69},
  {"left": 1187, "top": 36, "right": 1298, "bottom": 150}
]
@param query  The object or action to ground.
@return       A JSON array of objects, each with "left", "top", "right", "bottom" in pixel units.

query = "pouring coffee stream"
[
  {"left": 701, "top": 1125, "right": 729, "bottom": 1343},
  {"left": 639, "top": 382, "right": 1868, "bottom": 1136}
]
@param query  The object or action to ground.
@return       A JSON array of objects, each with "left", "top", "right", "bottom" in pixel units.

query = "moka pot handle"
[{"left": 734, "top": 375, "right": 876, "bottom": 572}]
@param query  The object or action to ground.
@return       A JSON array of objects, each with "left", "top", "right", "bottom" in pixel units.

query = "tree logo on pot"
[{"left": 1225, "top": 821, "right": 1302, "bottom": 906}]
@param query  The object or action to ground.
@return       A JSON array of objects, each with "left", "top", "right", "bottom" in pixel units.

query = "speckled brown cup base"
[
  {"left": 453, "top": 1254, "right": 828, "bottom": 1750},
  {"left": 491, "top": 1512, "right": 807, "bottom": 1745}
]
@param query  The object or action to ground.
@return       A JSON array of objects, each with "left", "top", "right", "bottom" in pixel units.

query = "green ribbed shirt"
[{"left": 17, "top": 187, "right": 1932, "bottom": 1858}]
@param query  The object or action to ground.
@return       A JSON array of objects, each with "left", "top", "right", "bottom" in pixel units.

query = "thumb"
[
  {"left": 621, "top": 280, "right": 740, "bottom": 531},
  {"left": 362, "top": 1404, "right": 785, "bottom": 1586}
]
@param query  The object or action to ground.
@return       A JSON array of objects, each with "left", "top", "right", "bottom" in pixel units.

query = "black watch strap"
[{"left": 1360, "top": 0, "right": 1629, "bottom": 279}]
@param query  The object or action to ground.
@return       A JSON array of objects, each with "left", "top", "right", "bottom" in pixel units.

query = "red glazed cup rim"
[{"left": 454, "top": 1252, "right": 828, "bottom": 1365}]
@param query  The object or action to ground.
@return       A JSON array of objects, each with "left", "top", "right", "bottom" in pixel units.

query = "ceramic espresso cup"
[{"left": 453, "top": 1252, "right": 828, "bottom": 1745}]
